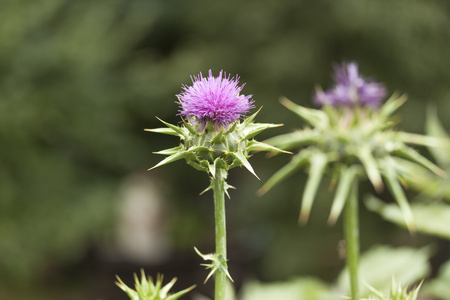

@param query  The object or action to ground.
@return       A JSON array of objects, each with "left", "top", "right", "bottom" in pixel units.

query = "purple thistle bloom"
[
  {"left": 314, "top": 62, "right": 387, "bottom": 108},
  {"left": 177, "top": 70, "right": 254, "bottom": 129}
]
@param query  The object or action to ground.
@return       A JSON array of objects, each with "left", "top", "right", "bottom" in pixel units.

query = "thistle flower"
[
  {"left": 147, "top": 70, "right": 285, "bottom": 180},
  {"left": 261, "top": 63, "right": 445, "bottom": 229},
  {"left": 146, "top": 70, "right": 286, "bottom": 300},
  {"left": 116, "top": 270, "right": 195, "bottom": 300},
  {"left": 177, "top": 70, "right": 254, "bottom": 129},
  {"left": 314, "top": 62, "right": 387, "bottom": 108}
]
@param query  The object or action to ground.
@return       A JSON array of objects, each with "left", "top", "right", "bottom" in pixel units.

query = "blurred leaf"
[
  {"left": 426, "top": 105, "right": 450, "bottom": 167},
  {"left": 366, "top": 196, "right": 450, "bottom": 239},
  {"left": 337, "top": 245, "right": 431, "bottom": 297},
  {"left": 240, "top": 277, "right": 334, "bottom": 300},
  {"left": 424, "top": 260, "right": 450, "bottom": 300}
]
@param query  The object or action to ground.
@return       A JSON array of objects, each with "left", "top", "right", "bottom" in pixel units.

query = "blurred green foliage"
[{"left": 1, "top": 0, "right": 450, "bottom": 298}]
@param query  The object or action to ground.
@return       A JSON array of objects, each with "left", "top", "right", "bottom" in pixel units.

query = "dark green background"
[{"left": 1, "top": 1, "right": 449, "bottom": 299}]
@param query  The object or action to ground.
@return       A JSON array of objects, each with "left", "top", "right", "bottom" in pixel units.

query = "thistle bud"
[{"left": 116, "top": 270, "right": 195, "bottom": 300}]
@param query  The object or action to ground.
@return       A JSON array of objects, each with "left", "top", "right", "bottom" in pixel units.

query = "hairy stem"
[
  {"left": 344, "top": 181, "right": 360, "bottom": 300},
  {"left": 213, "top": 168, "right": 228, "bottom": 300}
]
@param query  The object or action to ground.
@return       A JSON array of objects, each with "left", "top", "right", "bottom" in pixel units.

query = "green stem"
[
  {"left": 213, "top": 168, "right": 228, "bottom": 300},
  {"left": 344, "top": 181, "right": 360, "bottom": 300}
]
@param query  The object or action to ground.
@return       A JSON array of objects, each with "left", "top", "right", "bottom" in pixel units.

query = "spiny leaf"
[
  {"left": 231, "top": 151, "right": 259, "bottom": 179},
  {"left": 224, "top": 122, "right": 238, "bottom": 134},
  {"left": 155, "top": 117, "right": 187, "bottom": 138},
  {"left": 149, "top": 151, "right": 192, "bottom": 170},
  {"left": 208, "top": 163, "right": 216, "bottom": 178},
  {"left": 299, "top": 152, "right": 328, "bottom": 224},
  {"left": 393, "top": 145, "right": 446, "bottom": 177},
  {"left": 328, "top": 166, "right": 360, "bottom": 225},
  {"left": 258, "top": 150, "right": 311, "bottom": 195},
  {"left": 153, "top": 146, "right": 183, "bottom": 155},
  {"left": 280, "top": 97, "right": 328, "bottom": 127},
  {"left": 242, "top": 123, "right": 283, "bottom": 140},
  {"left": 263, "top": 130, "right": 318, "bottom": 151},
  {"left": 393, "top": 132, "right": 449, "bottom": 148},
  {"left": 224, "top": 182, "right": 236, "bottom": 199},
  {"left": 380, "top": 158, "right": 415, "bottom": 233},
  {"left": 211, "top": 130, "right": 226, "bottom": 143},
  {"left": 426, "top": 105, "right": 450, "bottom": 167},
  {"left": 199, "top": 183, "right": 213, "bottom": 195},
  {"left": 166, "top": 285, "right": 196, "bottom": 300},
  {"left": 357, "top": 146, "right": 384, "bottom": 192},
  {"left": 242, "top": 106, "right": 262, "bottom": 126},
  {"left": 246, "top": 140, "right": 291, "bottom": 154},
  {"left": 378, "top": 93, "right": 407, "bottom": 122},
  {"left": 181, "top": 116, "right": 197, "bottom": 135},
  {"left": 145, "top": 127, "right": 180, "bottom": 136},
  {"left": 186, "top": 145, "right": 211, "bottom": 152}
]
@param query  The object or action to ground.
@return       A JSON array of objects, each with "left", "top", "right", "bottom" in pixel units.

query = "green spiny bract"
[
  {"left": 147, "top": 109, "right": 287, "bottom": 179},
  {"left": 261, "top": 95, "right": 446, "bottom": 228},
  {"left": 361, "top": 279, "right": 422, "bottom": 300},
  {"left": 116, "top": 270, "right": 195, "bottom": 300}
]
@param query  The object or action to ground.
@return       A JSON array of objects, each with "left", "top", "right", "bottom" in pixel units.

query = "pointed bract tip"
[
  {"left": 406, "top": 220, "right": 416, "bottom": 235},
  {"left": 279, "top": 96, "right": 294, "bottom": 108},
  {"left": 327, "top": 214, "right": 338, "bottom": 226},
  {"left": 372, "top": 180, "right": 384, "bottom": 193},
  {"left": 298, "top": 210, "right": 310, "bottom": 225},
  {"left": 257, "top": 186, "right": 268, "bottom": 196}
]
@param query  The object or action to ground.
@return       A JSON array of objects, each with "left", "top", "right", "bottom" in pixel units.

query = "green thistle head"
[
  {"left": 116, "top": 270, "right": 195, "bottom": 300},
  {"left": 261, "top": 63, "right": 446, "bottom": 230},
  {"left": 362, "top": 279, "right": 422, "bottom": 300}
]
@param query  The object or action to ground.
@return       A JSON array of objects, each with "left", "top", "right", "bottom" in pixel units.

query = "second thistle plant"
[
  {"left": 261, "top": 62, "right": 445, "bottom": 299},
  {"left": 147, "top": 70, "right": 285, "bottom": 300}
]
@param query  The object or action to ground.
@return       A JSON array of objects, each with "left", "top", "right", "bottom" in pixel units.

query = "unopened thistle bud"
[{"left": 116, "top": 270, "right": 195, "bottom": 300}]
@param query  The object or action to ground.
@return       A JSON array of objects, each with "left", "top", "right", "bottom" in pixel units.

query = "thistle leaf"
[
  {"left": 299, "top": 152, "right": 328, "bottom": 224},
  {"left": 242, "top": 123, "right": 282, "bottom": 140},
  {"left": 328, "top": 166, "right": 359, "bottom": 225},
  {"left": 166, "top": 285, "right": 196, "bottom": 300},
  {"left": 199, "top": 183, "right": 213, "bottom": 195},
  {"left": 225, "top": 122, "right": 238, "bottom": 134},
  {"left": 145, "top": 127, "right": 180, "bottom": 136},
  {"left": 378, "top": 93, "right": 407, "bottom": 122},
  {"left": 186, "top": 145, "right": 211, "bottom": 152},
  {"left": 357, "top": 146, "right": 384, "bottom": 192},
  {"left": 231, "top": 151, "right": 259, "bottom": 179},
  {"left": 209, "top": 163, "right": 216, "bottom": 178},
  {"left": 149, "top": 151, "right": 192, "bottom": 170},
  {"left": 246, "top": 140, "right": 291, "bottom": 154},
  {"left": 242, "top": 106, "right": 262, "bottom": 126},
  {"left": 366, "top": 196, "right": 450, "bottom": 239},
  {"left": 280, "top": 97, "right": 328, "bottom": 127},
  {"left": 379, "top": 158, "right": 414, "bottom": 232},
  {"left": 155, "top": 117, "right": 187, "bottom": 138},
  {"left": 258, "top": 150, "right": 311, "bottom": 195},
  {"left": 181, "top": 116, "right": 197, "bottom": 135},
  {"left": 212, "top": 130, "right": 226, "bottom": 143},
  {"left": 393, "top": 145, "right": 446, "bottom": 177},
  {"left": 153, "top": 146, "right": 183, "bottom": 155},
  {"left": 263, "top": 130, "right": 318, "bottom": 151},
  {"left": 393, "top": 132, "right": 449, "bottom": 148},
  {"left": 426, "top": 105, "right": 450, "bottom": 167}
]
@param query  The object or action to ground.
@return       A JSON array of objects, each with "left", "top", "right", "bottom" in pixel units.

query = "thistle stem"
[
  {"left": 213, "top": 168, "right": 228, "bottom": 300},
  {"left": 344, "top": 181, "right": 360, "bottom": 300}
]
